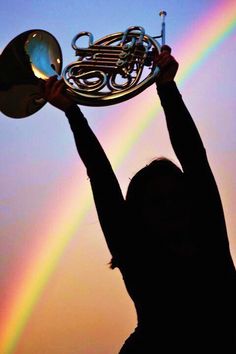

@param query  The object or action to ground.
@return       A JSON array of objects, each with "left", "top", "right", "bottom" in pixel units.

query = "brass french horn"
[{"left": 0, "top": 11, "right": 166, "bottom": 118}]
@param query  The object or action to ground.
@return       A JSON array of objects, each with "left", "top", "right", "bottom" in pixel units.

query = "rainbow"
[{"left": 0, "top": 1, "right": 235, "bottom": 353}]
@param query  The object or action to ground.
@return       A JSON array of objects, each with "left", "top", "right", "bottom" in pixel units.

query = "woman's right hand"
[{"left": 154, "top": 45, "right": 179, "bottom": 87}]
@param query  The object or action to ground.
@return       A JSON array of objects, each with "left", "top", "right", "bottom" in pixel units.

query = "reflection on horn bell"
[
  {"left": 0, "top": 30, "right": 62, "bottom": 118},
  {"left": 0, "top": 11, "right": 166, "bottom": 118}
]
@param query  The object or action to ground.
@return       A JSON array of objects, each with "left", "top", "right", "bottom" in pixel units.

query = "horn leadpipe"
[{"left": 159, "top": 11, "right": 167, "bottom": 46}]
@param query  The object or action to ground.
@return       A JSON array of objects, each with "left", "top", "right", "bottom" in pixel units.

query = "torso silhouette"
[{"left": 65, "top": 81, "right": 236, "bottom": 353}]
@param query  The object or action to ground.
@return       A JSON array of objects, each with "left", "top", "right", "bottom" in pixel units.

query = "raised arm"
[
  {"left": 155, "top": 48, "right": 232, "bottom": 252},
  {"left": 155, "top": 46, "right": 207, "bottom": 173},
  {"left": 44, "top": 77, "right": 125, "bottom": 257}
]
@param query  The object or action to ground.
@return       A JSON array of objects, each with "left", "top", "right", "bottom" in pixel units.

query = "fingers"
[
  {"left": 43, "top": 76, "right": 75, "bottom": 111},
  {"left": 154, "top": 45, "right": 173, "bottom": 62},
  {"left": 44, "top": 76, "right": 66, "bottom": 101},
  {"left": 161, "top": 45, "right": 172, "bottom": 54},
  {"left": 167, "top": 60, "right": 179, "bottom": 77},
  {"left": 53, "top": 79, "right": 67, "bottom": 96},
  {"left": 44, "top": 76, "right": 57, "bottom": 100},
  {"left": 156, "top": 52, "right": 177, "bottom": 69},
  {"left": 154, "top": 45, "right": 179, "bottom": 85},
  {"left": 154, "top": 45, "right": 178, "bottom": 71},
  {"left": 44, "top": 75, "right": 58, "bottom": 98}
]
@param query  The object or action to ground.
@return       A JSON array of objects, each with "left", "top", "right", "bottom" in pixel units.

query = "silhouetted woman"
[{"left": 44, "top": 47, "right": 236, "bottom": 353}]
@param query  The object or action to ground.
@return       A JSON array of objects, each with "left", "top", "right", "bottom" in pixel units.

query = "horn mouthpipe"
[{"left": 159, "top": 10, "right": 167, "bottom": 46}]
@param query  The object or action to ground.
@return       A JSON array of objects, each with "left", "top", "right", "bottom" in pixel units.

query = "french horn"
[{"left": 0, "top": 11, "right": 166, "bottom": 118}]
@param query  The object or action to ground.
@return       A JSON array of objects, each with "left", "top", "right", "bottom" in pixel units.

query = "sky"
[{"left": 0, "top": 1, "right": 236, "bottom": 353}]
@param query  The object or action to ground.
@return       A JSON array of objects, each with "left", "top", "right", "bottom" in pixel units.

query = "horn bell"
[{"left": 0, "top": 30, "right": 62, "bottom": 118}]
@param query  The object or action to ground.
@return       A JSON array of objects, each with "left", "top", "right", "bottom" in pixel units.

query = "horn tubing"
[
  {"left": 0, "top": 11, "right": 166, "bottom": 117},
  {"left": 159, "top": 11, "right": 167, "bottom": 46}
]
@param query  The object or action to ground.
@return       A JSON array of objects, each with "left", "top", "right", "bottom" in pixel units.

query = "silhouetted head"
[{"left": 126, "top": 158, "right": 190, "bottom": 241}]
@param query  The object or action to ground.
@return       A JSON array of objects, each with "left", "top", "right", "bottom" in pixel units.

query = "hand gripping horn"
[{"left": 0, "top": 11, "right": 167, "bottom": 118}]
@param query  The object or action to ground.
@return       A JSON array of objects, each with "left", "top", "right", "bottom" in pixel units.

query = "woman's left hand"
[{"left": 43, "top": 76, "right": 75, "bottom": 112}]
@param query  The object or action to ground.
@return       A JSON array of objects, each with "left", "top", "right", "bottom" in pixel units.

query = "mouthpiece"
[{"left": 159, "top": 11, "right": 167, "bottom": 17}]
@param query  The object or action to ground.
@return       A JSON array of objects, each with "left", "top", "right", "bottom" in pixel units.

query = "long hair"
[{"left": 109, "top": 158, "right": 184, "bottom": 269}]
